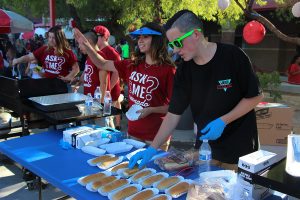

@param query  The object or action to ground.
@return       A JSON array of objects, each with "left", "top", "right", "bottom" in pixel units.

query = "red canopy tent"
[{"left": 0, "top": 9, "right": 34, "bottom": 34}]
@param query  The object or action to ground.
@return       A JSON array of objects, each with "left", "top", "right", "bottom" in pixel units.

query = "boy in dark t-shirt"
[{"left": 129, "top": 10, "right": 263, "bottom": 169}]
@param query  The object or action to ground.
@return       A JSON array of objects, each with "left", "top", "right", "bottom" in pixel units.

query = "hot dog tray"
[{"left": 28, "top": 93, "right": 86, "bottom": 112}]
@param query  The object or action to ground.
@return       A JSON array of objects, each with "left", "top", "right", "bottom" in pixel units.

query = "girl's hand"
[{"left": 137, "top": 107, "right": 153, "bottom": 119}]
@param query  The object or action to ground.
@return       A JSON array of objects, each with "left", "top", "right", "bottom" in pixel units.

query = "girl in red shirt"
[
  {"left": 13, "top": 26, "right": 79, "bottom": 82},
  {"left": 287, "top": 54, "right": 300, "bottom": 84},
  {"left": 75, "top": 23, "right": 176, "bottom": 149}
]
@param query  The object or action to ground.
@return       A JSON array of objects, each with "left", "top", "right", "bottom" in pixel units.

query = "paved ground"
[{"left": 1, "top": 90, "right": 300, "bottom": 199}]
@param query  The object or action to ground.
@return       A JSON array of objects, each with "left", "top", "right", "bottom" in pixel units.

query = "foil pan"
[{"left": 29, "top": 93, "right": 86, "bottom": 112}]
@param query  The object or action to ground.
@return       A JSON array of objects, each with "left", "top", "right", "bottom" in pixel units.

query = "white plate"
[
  {"left": 125, "top": 148, "right": 146, "bottom": 160},
  {"left": 108, "top": 184, "right": 142, "bottom": 200},
  {"left": 98, "top": 178, "right": 131, "bottom": 196},
  {"left": 126, "top": 104, "right": 143, "bottom": 121},
  {"left": 81, "top": 146, "right": 106, "bottom": 156},
  {"left": 77, "top": 171, "right": 111, "bottom": 186},
  {"left": 87, "top": 154, "right": 115, "bottom": 166},
  {"left": 149, "top": 194, "right": 172, "bottom": 200},
  {"left": 125, "top": 188, "right": 159, "bottom": 200},
  {"left": 165, "top": 180, "right": 193, "bottom": 198},
  {"left": 107, "top": 161, "right": 129, "bottom": 175},
  {"left": 123, "top": 139, "right": 146, "bottom": 149},
  {"left": 153, "top": 176, "right": 184, "bottom": 192},
  {"left": 86, "top": 176, "right": 120, "bottom": 192},
  {"left": 99, "top": 142, "right": 127, "bottom": 149},
  {"left": 97, "top": 156, "right": 124, "bottom": 170},
  {"left": 128, "top": 168, "right": 156, "bottom": 183},
  {"left": 139, "top": 172, "right": 169, "bottom": 188}
]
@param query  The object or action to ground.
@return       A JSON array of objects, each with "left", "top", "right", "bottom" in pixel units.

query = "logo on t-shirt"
[
  {"left": 44, "top": 55, "right": 66, "bottom": 74},
  {"left": 129, "top": 71, "right": 159, "bottom": 107},
  {"left": 83, "top": 64, "right": 93, "bottom": 87},
  {"left": 217, "top": 79, "right": 232, "bottom": 92}
]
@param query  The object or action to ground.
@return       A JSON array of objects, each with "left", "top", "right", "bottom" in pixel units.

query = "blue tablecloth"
[{"left": 0, "top": 131, "right": 206, "bottom": 200}]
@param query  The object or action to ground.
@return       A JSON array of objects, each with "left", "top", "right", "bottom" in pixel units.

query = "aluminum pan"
[
  {"left": 28, "top": 93, "right": 87, "bottom": 112},
  {"left": 29, "top": 93, "right": 86, "bottom": 106}
]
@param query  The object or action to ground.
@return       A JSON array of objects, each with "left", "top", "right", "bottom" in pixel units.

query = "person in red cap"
[
  {"left": 75, "top": 31, "right": 110, "bottom": 99},
  {"left": 94, "top": 25, "right": 123, "bottom": 130},
  {"left": 13, "top": 26, "right": 79, "bottom": 82},
  {"left": 75, "top": 22, "right": 176, "bottom": 150}
]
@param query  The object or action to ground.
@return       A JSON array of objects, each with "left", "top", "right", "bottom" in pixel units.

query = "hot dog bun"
[
  {"left": 131, "top": 189, "right": 155, "bottom": 200},
  {"left": 122, "top": 166, "right": 139, "bottom": 177},
  {"left": 150, "top": 195, "right": 169, "bottom": 200},
  {"left": 156, "top": 176, "right": 180, "bottom": 190},
  {"left": 80, "top": 172, "right": 107, "bottom": 185},
  {"left": 142, "top": 174, "right": 165, "bottom": 187},
  {"left": 111, "top": 162, "right": 128, "bottom": 174},
  {"left": 90, "top": 154, "right": 113, "bottom": 165},
  {"left": 112, "top": 185, "right": 138, "bottom": 200},
  {"left": 98, "top": 156, "right": 119, "bottom": 168},
  {"left": 101, "top": 179, "right": 128, "bottom": 193},
  {"left": 91, "top": 176, "right": 117, "bottom": 190},
  {"left": 168, "top": 182, "right": 189, "bottom": 198},
  {"left": 131, "top": 169, "right": 152, "bottom": 182}
]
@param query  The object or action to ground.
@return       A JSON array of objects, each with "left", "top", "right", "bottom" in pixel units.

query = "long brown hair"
[
  {"left": 131, "top": 22, "right": 173, "bottom": 66},
  {"left": 47, "top": 26, "right": 70, "bottom": 55}
]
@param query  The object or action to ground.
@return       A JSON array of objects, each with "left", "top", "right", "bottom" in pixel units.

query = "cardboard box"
[
  {"left": 237, "top": 150, "right": 281, "bottom": 200},
  {"left": 255, "top": 103, "right": 294, "bottom": 146}
]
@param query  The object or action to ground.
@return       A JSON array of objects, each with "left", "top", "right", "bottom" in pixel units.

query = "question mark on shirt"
[{"left": 145, "top": 76, "right": 159, "bottom": 101}]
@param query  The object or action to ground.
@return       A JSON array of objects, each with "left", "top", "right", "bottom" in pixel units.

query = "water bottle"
[
  {"left": 85, "top": 93, "right": 93, "bottom": 113},
  {"left": 103, "top": 91, "right": 112, "bottom": 115},
  {"left": 198, "top": 139, "right": 212, "bottom": 178},
  {"left": 94, "top": 86, "right": 101, "bottom": 102}
]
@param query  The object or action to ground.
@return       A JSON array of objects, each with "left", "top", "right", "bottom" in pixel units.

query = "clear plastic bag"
[{"left": 154, "top": 147, "right": 195, "bottom": 171}]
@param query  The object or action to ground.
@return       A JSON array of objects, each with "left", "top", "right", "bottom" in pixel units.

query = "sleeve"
[
  {"left": 33, "top": 46, "right": 47, "bottom": 61},
  {"left": 288, "top": 64, "right": 298, "bottom": 74},
  {"left": 165, "top": 66, "right": 176, "bottom": 103},
  {"left": 68, "top": 49, "right": 78, "bottom": 64},
  {"left": 114, "top": 59, "right": 132, "bottom": 81},
  {"left": 168, "top": 63, "right": 191, "bottom": 115},
  {"left": 235, "top": 47, "right": 262, "bottom": 98}
]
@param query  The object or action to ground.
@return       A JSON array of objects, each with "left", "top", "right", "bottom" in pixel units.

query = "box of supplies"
[
  {"left": 237, "top": 150, "right": 281, "bottom": 200},
  {"left": 255, "top": 103, "right": 294, "bottom": 146}
]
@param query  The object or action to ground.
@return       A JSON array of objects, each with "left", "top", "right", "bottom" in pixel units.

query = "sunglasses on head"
[{"left": 168, "top": 28, "right": 201, "bottom": 49}]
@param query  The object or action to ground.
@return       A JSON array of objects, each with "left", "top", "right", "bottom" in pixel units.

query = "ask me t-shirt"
[
  {"left": 33, "top": 46, "right": 77, "bottom": 78},
  {"left": 114, "top": 59, "right": 176, "bottom": 140}
]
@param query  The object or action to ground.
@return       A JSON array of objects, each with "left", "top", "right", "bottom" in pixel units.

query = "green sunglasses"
[{"left": 168, "top": 28, "right": 201, "bottom": 49}]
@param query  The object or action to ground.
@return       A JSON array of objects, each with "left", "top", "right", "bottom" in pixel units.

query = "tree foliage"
[{"left": 0, "top": 0, "right": 298, "bottom": 44}]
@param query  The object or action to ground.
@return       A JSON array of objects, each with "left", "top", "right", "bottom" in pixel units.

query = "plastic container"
[
  {"left": 94, "top": 86, "right": 101, "bottom": 102},
  {"left": 198, "top": 139, "right": 212, "bottom": 176},
  {"left": 103, "top": 91, "right": 112, "bottom": 115},
  {"left": 85, "top": 93, "right": 93, "bottom": 113}
]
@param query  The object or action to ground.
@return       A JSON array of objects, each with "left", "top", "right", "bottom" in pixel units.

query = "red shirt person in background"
[
  {"left": 76, "top": 31, "right": 109, "bottom": 98},
  {"left": 13, "top": 26, "right": 79, "bottom": 82},
  {"left": 287, "top": 54, "right": 300, "bottom": 84},
  {"left": 93, "top": 25, "right": 122, "bottom": 130},
  {"left": 75, "top": 22, "right": 176, "bottom": 149}
]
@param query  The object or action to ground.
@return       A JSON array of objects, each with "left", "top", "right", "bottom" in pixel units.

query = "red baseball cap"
[{"left": 93, "top": 25, "right": 110, "bottom": 39}]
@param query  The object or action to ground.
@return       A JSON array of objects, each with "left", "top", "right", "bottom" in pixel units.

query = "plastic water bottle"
[
  {"left": 94, "top": 86, "right": 101, "bottom": 102},
  {"left": 103, "top": 91, "right": 112, "bottom": 115},
  {"left": 85, "top": 93, "right": 93, "bottom": 113},
  {"left": 198, "top": 139, "right": 212, "bottom": 177}
]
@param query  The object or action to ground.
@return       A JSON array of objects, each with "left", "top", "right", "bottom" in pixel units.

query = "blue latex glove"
[
  {"left": 128, "top": 146, "right": 158, "bottom": 169},
  {"left": 199, "top": 118, "right": 226, "bottom": 140}
]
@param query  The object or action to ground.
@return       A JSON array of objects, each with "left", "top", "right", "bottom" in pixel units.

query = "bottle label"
[
  {"left": 85, "top": 101, "right": 92, "bottom": 106},
  {"left": 199, "top": 154, "right": 212, "bottom": 161},
  {"left": 94, "top": 94, "right": 101, "bottom": 99}
]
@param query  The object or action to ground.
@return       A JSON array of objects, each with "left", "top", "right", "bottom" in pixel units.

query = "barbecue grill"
[{"left": 0, "top": 76, "right": 68, "bottom": 136}]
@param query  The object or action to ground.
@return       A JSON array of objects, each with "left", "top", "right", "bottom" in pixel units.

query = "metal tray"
[{"left": 28, "top": 93, "right": 86, "bottom": 112}]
